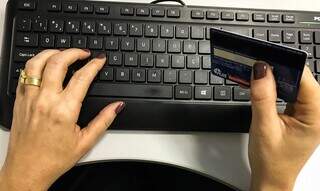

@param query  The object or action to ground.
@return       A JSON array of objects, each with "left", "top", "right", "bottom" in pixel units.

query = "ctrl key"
[{"left": 175, "top": 85, "right": 192, "bottom": 100}]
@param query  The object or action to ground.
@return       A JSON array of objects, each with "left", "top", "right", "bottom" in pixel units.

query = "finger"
[
  {"left": 41, "top": 48, "right": 91, "bottom": 93},
  {"left": 296, "top": 66, "right": 320, "bottom": 104},
  {"left": 250, "top": 61, "right": 278, "bottom": 130},
  {"left": 64, "top": 53, "right": 106, "bottom": 103},
  {"left": 22, "top": 49, "right": 61, "bottom": 96},
  {"left": 77, "top": 102, "right": 125, "bottom": 154}
]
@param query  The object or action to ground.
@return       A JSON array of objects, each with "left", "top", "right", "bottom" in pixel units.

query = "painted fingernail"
[
  {"left": 96, "top": 53, "right": 106, "bottom": 59},
  {"left": 115, "top": 102, "right": 125, "bottom": 114},
  {"left": 83, "top": 49, "right": 91, "bottom": 53},
  {"left": 253, "top": 62, "right": 267, "bottom": 80}
]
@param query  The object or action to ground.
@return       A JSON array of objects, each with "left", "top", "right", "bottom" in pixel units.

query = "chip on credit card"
[{"left": 210, "top": 28, "right": 307, "bottom": 102}]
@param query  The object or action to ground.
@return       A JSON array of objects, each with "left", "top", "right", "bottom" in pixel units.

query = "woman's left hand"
[{"left": 0, "top": 49, "right": 125, "bottom": 191}]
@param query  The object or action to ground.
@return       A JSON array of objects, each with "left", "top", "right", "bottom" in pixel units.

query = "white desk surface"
[{"left": 1, "top": 0, "right": 320, "bottom": 190}]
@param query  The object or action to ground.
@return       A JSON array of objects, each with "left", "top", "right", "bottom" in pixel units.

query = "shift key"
[{"left": 14, "top": 48, "right": 39, "bottom": 62}]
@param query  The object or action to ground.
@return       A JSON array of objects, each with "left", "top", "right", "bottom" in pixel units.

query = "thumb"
[
  {"left": 77, "top": 101, "right": 125, "bottom": 154},
  {"left": 250, "top": 61, "right": 278, "bottom": 128}
]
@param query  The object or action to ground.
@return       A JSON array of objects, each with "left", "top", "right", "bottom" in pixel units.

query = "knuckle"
[
  {"left": 32, "top": 99, "right": 50, "bottom": 115},
  {"left": 46, "top": 57, "right": 67, "bottom": 71},
  {"left": 50, "top": 105, "right": 72, "bottom": 123},
  {"left": 72, "top": 70, "right": 87, "bottom": 82}
]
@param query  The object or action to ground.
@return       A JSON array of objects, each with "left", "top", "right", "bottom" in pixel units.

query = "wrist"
[
  {"left": 0, "top": 165, "right": 50, "bottom": 191},
  {"left": 250, "top": 174, "right": 295, "bottom": 191}
]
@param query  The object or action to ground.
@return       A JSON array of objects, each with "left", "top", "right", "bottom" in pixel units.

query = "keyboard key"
[
  {"left": 124, "top": 53, "right": 138, "bottom": 66},
  {"left": 161, "top": 25, "right": 174, "bottom": 38},
  {"left": 13, "top": 64, "right": 25, "bottom": 78},
  {"left": 233, "top": 87, "right": 250, "bottom": 101},
  {"left": 90, "top": 83, "right": 173, "bottom": 99},
  {"left": 148, "top": 69, "right": 162, "bottom": 83},
  {"left": 282, "top": 30, "right": 296, "bottom": 43},
  {"left": 300, "top": 45, "right": 314, "bottom": 58},
  {"left": 253, "top": 28, "right": 267, "bottom": 40},
  {"left": 199, "top": 41, "right": 210, "bottom": 54},
  {"left": 176, "top": 25, "right": 189, "bottom": 39},
  {"left": 222, "top": 27, "right": 250, "bottom": 36},
  {"left": 282, "top": 14, "right": 295, "bottom": 23},
  {"left": 137, "top": 39, "right": 150, "bottom": 52},
  {"left": 72, "top": 36, "right": 87, "bottom": 49},
  {"left": 64, "top": 3, "right": 78, "bottom": 13},
  {"left": 175, "top": 85, "right": 192, "bottom": 99},
  {"left": 66, "top": 20, "right": 80, "bottom": 34},
  {"left": 236, "top": 12, "right": 249, "bottom": 21},
  {"left": 221, "top": 12, "right": 234, "bottom": 20},
  {"left": 202, "top": 55, "right": 211, "bottom": 69},
  {"left": 164, "top": 70, "right": 177, "bottom": 83},
  {"left": 267, "top": 14, "right": 280, "bottom": 23},
  {"left": 187, "top": 55, "right": 200, "bottom": 69},
  {"left": 56, "top": 35, "right": 70, "bottom": 48},
  {"left": 95, "top": 5, "right": 109, "bottom": 14},
  {"left": 210, "top": 73, "right": 223, "bottom": 85},
  {"left": 140, "top": 54, "right": 154, "bottom": 67},
  {"left": 116, "top": 68, "right": 130, "bottom": 81},
  {"left": 97, "top": 21, "right": 112, "bottom": 35},
  {"left": 191, "top": 10, "right": 204, "bottom": 19},
  {"left": 88, "top": 36, "right": 103, "bottom": 49},
  {"left": 100, "top": 68, "right": 114, "bottom": 81},
  {"left": 191, "top": 26, "right": 204, "bottom": 39},
  {"left": 152, "top": 39, "right": 166, "bottom": 53},
  {"left": 145, "top": 24, "right": 158, "bottom": 37},
  {"left": 206, "top": 11, "right": 219, "bottom": 20},
  {"left": 156, "top": 55, "right": 169, "bottom": 68},
  {"left": 114, "top": 23, "right": 127, "bottom": 36},
  {"left": 299, "top": 31, "right": 313, "bottom": 44},
  {"left": 136, "top": 7, "right": 149, "bottom": 16},
  {"left": 33, "top": 16, "right": 48, "bottom": 32},
  {"left": 129, "top": 24, "right": 143, "bottom": 37},
  {"left": 109, "top": 52, "right": 122, "bottom": 66},
  {"left": 152, "top": 7, "right": 165, "bottom": 17},
  {"left": 13, "top": 48, "right": 38, "bottom": 62},
  {"left": 80, "top": 4, "right": 93, "bottom": 13},
  {"left": 306, "top": 59, "right": 315, "bottom": 73},
  {"left": 40, "top": 34, "right": 55, "bottom": 48},
  {"left": 132, "top": 69, "right": 146, "bottom": 82},
  {"left": 16, "top": 17, "right": 31, "bottom": 31},
  {"left": 315, "top": 32, "right": 320, "bottom": 44},
  {"left": 195, "top": 70, "right": 208, "bottom": 84},
  {"left": 183, "top": 41, "right": 197, "bottom": 54},
  {"left": 195, "top": 86, "right": 212, "bottom": 100},
  {"left": 168, "top": 40, "right": 181, "bottom": 53},
  {"left": 171, "top": 55, "right": 185, "bottom": 68},
  {"left": 82, "top": 21, "right": 96, "bottom": 34},
  {"left": 214, "top": 86, "right": 231, "bottom": 100},
  {"left": 167, "top": 8, "right": 180, "bottom": 18},
  {"left": 121, "top": 7, "right": 134, "bottom": 16},
  {"left": 19, "top": 0, "right": 36, "bottom": 10},
  {"left": 253, "top": 13, "right": 266, "bottom": 22},
  {"left": 226, "top": 79, "right": 237, "bottom": 85},
  {"left": 48, "top": 1, "right": 61, "bottom": 12},
  {"left": 179, "top": 70, "right": 192, "bottom": 84},
  {"left": 268, "top": 29, "right": 281, "bottom": 43},
  {"left": 315, "top": 60, "right": 320, "bottom": 73},
  {"left": 16, "top": 33, "right": 38, "bottom": 47},
  {"left": 315, "top": 46, "right": 320, "bottom": 58},
  {"left": 49, "top": 19, "right": 64, "bottom": 33},
  {"left": 121, "top": 38, "right": 135, "bottom": 51}
]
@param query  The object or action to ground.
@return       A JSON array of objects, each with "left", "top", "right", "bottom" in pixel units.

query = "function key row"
[
  {"left": 191, "top": 10, "right": 295, "bottom": 23},
  {"left": 48, "top": 1, "right": 109, "bottom": 14}
]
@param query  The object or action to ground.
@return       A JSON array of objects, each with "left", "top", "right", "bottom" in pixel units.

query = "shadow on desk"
[{"left": 49, "top": 160, "right": 239, "bottom": 191}]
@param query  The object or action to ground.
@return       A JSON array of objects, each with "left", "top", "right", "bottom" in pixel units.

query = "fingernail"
[
  {"left": 115, "top": 102, "right": 125, "bottom": 114},
  {"left": 96, "top": 53, "right": 106, "bottom": 59},
  {"left": 253, "top": 62, "right": 267, "bottom": 80},
  {"left": 84, "top": 49, "right": 91, "bottom": 53}
]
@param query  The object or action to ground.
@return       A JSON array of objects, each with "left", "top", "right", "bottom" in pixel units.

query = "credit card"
[{"left": 210, "top": 28, "right": 307, "bottom": 102}]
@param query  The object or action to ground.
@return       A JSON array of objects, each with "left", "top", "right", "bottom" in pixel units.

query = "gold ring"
[{"left": 19, "top": 70, "right": 42, "bottom": 87}]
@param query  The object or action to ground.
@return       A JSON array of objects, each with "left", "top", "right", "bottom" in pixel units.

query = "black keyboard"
[{"left": 1, "top": 0, "right": 320, "bottom": 132}]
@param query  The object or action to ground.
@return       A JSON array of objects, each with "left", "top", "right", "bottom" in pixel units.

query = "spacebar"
[{"left": 89, "top": 83, "right": 173, "bottom": 99}]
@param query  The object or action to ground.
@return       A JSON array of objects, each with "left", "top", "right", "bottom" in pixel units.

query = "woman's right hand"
[{"left": 249, "top": 62, "right": 320, "bottom": 191}]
